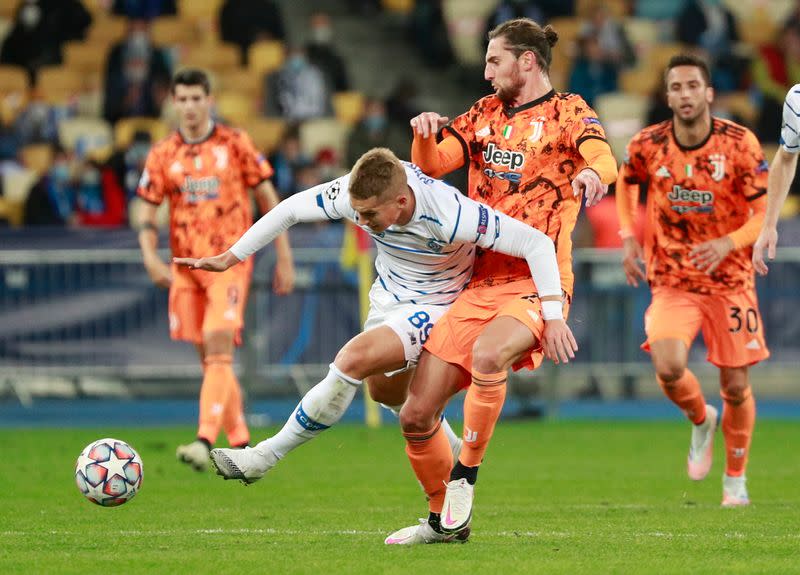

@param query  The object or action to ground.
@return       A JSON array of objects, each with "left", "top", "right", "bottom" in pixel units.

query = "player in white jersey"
[
  {"left": 754, "top": 84, "right": 800, "bottom": 274},
  {"left": 175, "top": 148, "right": 576, "bottom": 485}
]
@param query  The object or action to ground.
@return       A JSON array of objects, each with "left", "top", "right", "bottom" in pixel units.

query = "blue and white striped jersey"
[
  {"left": 780, "top": 84, "right": 800, "bottom": 154},
  {"left": 230, "top": 161, "right": 562, "bottom": 312}
]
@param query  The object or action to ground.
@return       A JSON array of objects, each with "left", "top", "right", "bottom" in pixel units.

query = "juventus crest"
[{"left": 709, "top": 153, "right": 725, "bottom": 182}]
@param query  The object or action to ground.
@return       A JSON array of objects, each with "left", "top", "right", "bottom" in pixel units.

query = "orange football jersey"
[
  {"left": 137, "top": 123, "right": 273, "bottom": 258},
  {"left": 443, "top": 90, "right": 608, "bottom": 294},
  {"left": 619, "top": 118, "right": 768, "bottom": 295}
]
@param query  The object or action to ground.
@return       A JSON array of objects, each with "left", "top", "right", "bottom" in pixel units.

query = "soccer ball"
[{"left": 75, "top": 438, "right": 143, "bottom": 507}]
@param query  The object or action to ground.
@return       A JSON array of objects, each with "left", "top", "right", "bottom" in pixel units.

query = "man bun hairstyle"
[
  {"left": 349, "top": 148, "right": 406, "bottom": 201},
  {"left": 488, "top": 18, "right": 558, "bottom": 73}
]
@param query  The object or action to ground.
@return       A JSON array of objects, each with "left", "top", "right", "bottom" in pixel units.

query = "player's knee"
[
  {"left": 720, "top": 370, "right": 749, "bottom": 404},
  {"left": 399, "top": 400, "right": 436, "bottom": 433},
  {"left": 471, "top": 338, "right": 507, "bottom": 373},
  {"left": 653, "top": 357, "right": 685, "bottom": 384},
  {"left": 333, "top": 345, "right": 370, "bottom": 380},
  {"left": 203, "top": 329, "right": 235, "bottom": 355}
]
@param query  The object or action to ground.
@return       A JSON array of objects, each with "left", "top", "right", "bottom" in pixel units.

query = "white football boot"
[
  {"left": 176, "top": 440, "right": 210, "bottom": 471},
  {"left": 384, "top": 519, "right": 470, "bottom": 545},
  {"left": 209, "top": 446, "right": 278, "bottom": 485},
  {"left": 440, "top": 478, "right": 474, "bottom": 533},
  {"left": 687, "top": 404, "right": 718, "bottom": 481},
  {"left": 721, "top": 474, "right": 750, "bottom": 507}
]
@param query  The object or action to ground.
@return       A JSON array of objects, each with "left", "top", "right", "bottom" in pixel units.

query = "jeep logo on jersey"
[
  {"left": 667, "top": 185, "right": 714, "bottom": 214},
  {"left": 482, "top": 142, "right": 525, "bottom": 170},
  {"left": 181, "top": 176, "right": 220, "bottom": 203}
]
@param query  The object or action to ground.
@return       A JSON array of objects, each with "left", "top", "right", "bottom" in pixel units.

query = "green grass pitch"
[{"left": 1, "top": 420, "right": 798, "bottom": 574}]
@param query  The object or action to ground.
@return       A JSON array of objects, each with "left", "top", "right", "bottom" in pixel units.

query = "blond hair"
[{"left": 349, "top": 148, "right": 407, "bottom": 200}]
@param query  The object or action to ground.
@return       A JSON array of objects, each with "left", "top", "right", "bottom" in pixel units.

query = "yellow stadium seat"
[
  {"left": 2, "top": 168, "right": 37, "bottom": 204},
  {"left": 0, "top": 65, "right": 29, "bottom": 93},
  {"left": 576, "top": 0, "right": 628, "bottom": 19},
  {"left": 63, "top": 42, "right": 108, "bottom": 75},
  {"left": 248, "top": 41, "right": 286, "bottom": 77},
  {"left": 0, "top": 197, "right": 25, "bottom": 227},
  {"left": 0, "top": 0, "right": 22, "bottom": 19},
  {"left": 58, "top": 117, "right": 114, "bottom": 162},
  {"left": 114, "top": 117, "right": 169, "bottom": 149},
  {"left": 152, "top": 16, "right": 199, "bottom": 47},
  {"left": 178, "top": 0, "right": 224, "bottom": 21},
  {"left": 594, "top": 92, "right": 648, "bottom": 159},
  {"left": 216, "top": 69, "right": 261, "bottom": 99},
  {"left": 625, "top": 18, "right": 660, "bottom": 60},
  {"left": 179, "top": 43, "right": 240, "bottom": 72},
  {"left": 715, "top": 91, "right": 757, "bottom": 127},
  {"left": 215, "top": 92, "right": 256, "bottom": 127},
  {"left": 381, "top": 0, "right": 415, "bottom": 13},
  {"left": 20, "top": 144, "right": 54, "bottom": 176},
  {"left": 333, "top": 91, "right": 365, "bottom": 126},
  {"left": 299, "top": 118, "right": 348, "bottom": 158},
  {"left": 643, "top": 43, "right": 688, "bottom": 76},
  {"left": 36, "top": 67, "right": 86, "bottom": 105},
  {"left": 619, "top": 66, "right": 661, "bottom": 96},
  {"left": 246, "top": 118, "right": 287, "bottom": 154},
  {"left": 86, "top": 16, "right": 127, "bottom": 45},
  {"left": 442, "top": 0, "right": 501, "bottom": 66}
]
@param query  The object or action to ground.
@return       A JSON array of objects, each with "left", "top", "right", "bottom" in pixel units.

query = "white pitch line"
[{"left": 2, "top": 529, "right": 799, "bottom": 540}]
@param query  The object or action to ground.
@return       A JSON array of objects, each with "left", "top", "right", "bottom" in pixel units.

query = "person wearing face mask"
[
  {"left": 0, "top": 0, "right": 91, "bottom": 81},
  {"left": 103, "top": 20, "right": 171, "bottom": 124},
  {"left": 346, "top": 98, "right": 409, "bottom": 168},
  {"left": 24, "top": 147, "right": 76, "bottom": 226},
  {"left": 264, "top": 46, "right": 332, "bottom": 121},
  {"left": 305, "top": 11, "right": 350, "bottom": 92}
]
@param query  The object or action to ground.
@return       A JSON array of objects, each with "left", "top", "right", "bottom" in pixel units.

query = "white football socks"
[{"left": 257, "top": 363, "right": 361, "bottom": 460}]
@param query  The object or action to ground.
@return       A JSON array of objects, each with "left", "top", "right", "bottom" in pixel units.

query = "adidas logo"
[
  {"left": 656, "top": 166, "right": 672, "bottom": 178},
  {"left": 745, "top": 339, "right": 761, "bottom": 350}
]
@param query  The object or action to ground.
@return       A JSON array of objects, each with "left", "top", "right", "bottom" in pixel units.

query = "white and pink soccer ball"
[{"left": 75, "top": 438, "right": 143, "bottom": 507}]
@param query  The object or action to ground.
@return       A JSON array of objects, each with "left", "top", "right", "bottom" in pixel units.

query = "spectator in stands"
[
  {"left": 568, "top": 33, "right": 618, "bottom": 107},
  {"left": 385, "top": 76, "right": 422, "bottom": 127},
  {"left": 410, "top": 0, "right": 454, "bottom": 69},
  {"left": 263, "top": 46, "right": 332, "bottom": 121},
  {"left": 108, "top": 129, "right": 152, "bottom": 201},
  {"left": 112, "top": 0, "right": 177, "bottom": 19},
  {"left": 306, "top": 11, "right": 350, "bottom": 92},
  {"left": 752, "top": 24, "right": 800, "bottom": 143},
  {"left": 219, "top": 0, "right": 286, "bottom": 65},
  {"left": 267, "top": 124, "right": 311, "bottom": 198},
  {"left": 346, "top": 97, "right": 409, "bottom": 167},
  {"left": 102, "top": 19, "right": 171, "bottom": 125},
  {"left": 24, "top": 145, "right": 75, "bottom": 226},
  {"left": 0, "top": 0, "right": 91, "bottom": 81},
  {"left": 13, "top": 100, "right": 73, "bottom": 147},
  {"left": 676, "top": 0, "right": 743, "bottom": 92},
  {"left": 484, "top": 0, "right": 545, "bottom": 46},
  {"left": 579, "top": 3, "right": 635, "bottom": 68}
]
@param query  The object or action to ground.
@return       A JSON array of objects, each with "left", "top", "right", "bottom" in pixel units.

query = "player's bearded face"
[
  {"left": 173, "top": 85, "right": 211, "bottom": 130},
  {"left": 666, "top": 66, "right": 713, "bottom": 125},
  {"left": 485, "top": 39, "right": 525, "bottom": 105}
]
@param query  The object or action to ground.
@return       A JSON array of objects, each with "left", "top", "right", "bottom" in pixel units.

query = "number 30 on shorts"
[
  {"left": 407, "top": 311, "right": 433, "bottom": 344},
  {"left": 728, "top": 306, "right": 758, "bottom": 333}
]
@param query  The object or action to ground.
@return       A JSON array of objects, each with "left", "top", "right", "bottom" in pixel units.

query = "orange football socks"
[
  {"left": 404, "top": 420, "right": 453, "bottom": 513},
  {"left": 459, "top": 369, "right": 507, "bottom": 467},
  {"left": 721, "top": 387, "right": 755, "bottom": 477},
  {"left": 657, "top": 369, "right": 707, "bottom": 425}
]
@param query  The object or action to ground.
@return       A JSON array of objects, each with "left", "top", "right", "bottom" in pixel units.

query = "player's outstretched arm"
[
  {"left": 754, "top": 146, "right": 798, "bottom": 275},
  {"left": 255, "top": 180, "right": 295, "bottom": 295},
  {"left": 174, "top": 250, "right": 241, "bottom": 272}
]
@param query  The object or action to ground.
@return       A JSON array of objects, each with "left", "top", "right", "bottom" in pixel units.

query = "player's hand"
[
  {"left": 541, "top": 319, "right": 578, "bottom": 365},
  {"left": 752, "top": 226, "right": 778, "bottom": 276},
  {"left": 409, "top": 112, "right": 449, "bottom": 139},
  {"left": 572, "top": 169, "right": 607, "bottom": 207},
  {"left": 621, "top": 236, "right": 646, "bottom": 287},
  {"left": 272, "top": 257, "right": 295, "bottom": 295},
  {"left": 173, "top": 251, "right": 240, "bottom": 273},
  {"left": 143, "top": 254, "right": 172, "bottom": 288},
  {"left": 690, "top": 236, "right": 734, "bottom": 274}
]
